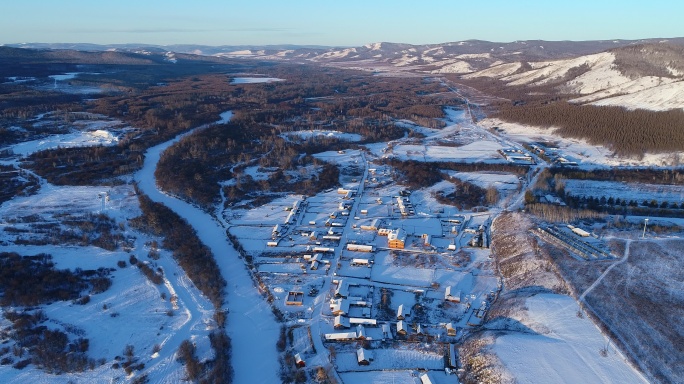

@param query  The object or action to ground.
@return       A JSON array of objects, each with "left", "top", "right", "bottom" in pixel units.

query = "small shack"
[
  {"left": 294, "top": 353, "right": 305, "bottom": 368},
  {"left": 396, "top": 304, "right": 409, "bottom": 320},
  {"left": 446, "top": 322, "right": 456, "bottom": 336},
  {"left": 396, "top": 320, "right": 408, "bottom": 335},
  {"left": 420, "top": 373, "right": 435, "bottom": 384},
  {"left": 356, "top": 348, "right": 372, "bottom": 366},
  {"left": 444, "top": 286, "right": 461, "bottom": 303}
]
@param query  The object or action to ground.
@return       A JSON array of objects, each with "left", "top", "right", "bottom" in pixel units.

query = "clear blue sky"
[{"left": 2, "top": 0, "right": 682, "bottom": 46}]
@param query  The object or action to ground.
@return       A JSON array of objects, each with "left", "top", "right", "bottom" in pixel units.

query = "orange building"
[{"left": 388, "top": 228, "right": 407, "bottom": 249}]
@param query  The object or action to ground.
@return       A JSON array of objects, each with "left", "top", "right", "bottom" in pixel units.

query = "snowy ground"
[
  {"left": 494, "top": 294, "right": 647, "bottom": 384},
  {"left": 446, "top": 171, "right": 520, "bottom": 192},
  {"left": 229, "top": 77, "right": 284, "bottom": 84},
  {"left": 281, "top": 130, "right": 363, "bottom": 142},
  {"left": 0, "top": 182, "right": 213, "bottom": 383},
  {"left": 391, "top": 141, "right": 505, "bottom": 162},
  {"left": 563, "top": 179, "right": 684, "bottom": 205},
  {"left": 2, "top": 113, "right": 134, "bottom": 156}
]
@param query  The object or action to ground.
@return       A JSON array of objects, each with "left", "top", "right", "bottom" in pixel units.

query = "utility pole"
[{"left": 642, "top": 218, "right": 649, "bottom": 238}]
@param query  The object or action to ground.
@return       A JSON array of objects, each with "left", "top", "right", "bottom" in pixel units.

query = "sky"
[{"left": 2, "top": 0, "right": 683, "bottom": 47}]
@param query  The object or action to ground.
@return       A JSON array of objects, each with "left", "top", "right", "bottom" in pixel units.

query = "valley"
[{"left": 0, "top": 39, "right": 683, "bottom": 384}]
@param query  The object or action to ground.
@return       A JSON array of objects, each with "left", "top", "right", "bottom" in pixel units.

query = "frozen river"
[{"left": 135, "top": 112, "right": 280, "bottom": 384}]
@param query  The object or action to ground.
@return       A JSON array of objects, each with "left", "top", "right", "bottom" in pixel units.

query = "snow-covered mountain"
[
  {"left": 7, "top": 38, "right": 684, "bottom": 110},
  {"left": 464, "top": 43, "right": 684, "bottom": 111}
]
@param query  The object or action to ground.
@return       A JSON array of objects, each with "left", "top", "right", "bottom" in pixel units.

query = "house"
[
  {"left": 444, "top": 286, "right": 461, "bottom": 303},
  {"left": 361, "top": 218, "right": 381, "bottom": 231},
  {"left": 356, "top": 348, "right": 372, "bottom": 365},
  {"left": 388, "top": 228, "right": 407, "bottom": 249},
  {"left": 381, "top": 323, "right": 392, "bottom": 339},
  {"left": 356, "top": 325, "right": 366, "bottom": 340},
  {"left": 294, "top": 353, "right": 305, "bottom": 368},
  {"left": 285, "top": 291, "right": 304, "bottom": 306},
  {"left": 325, "top": 332, "right": 357, "bottom": 341},
  {"left": 377, "top": 228, "right": 392, "bottom": 236},
  {"left": 334, "top": 315, "right": 350, "bottom": 329},
  {"left": 350, "top": 317, "right": 377, "bottom": 326},
  {"left": 330, "top": 298, "right": 350, "bottom": 316},
  {"left": 396, "top": 196, "right": 409, "bottom": 216},
  {"left": 347, "top": 244, "right": 374, "bottom": 252},
  {"left": 396, "top": 320, "right": 408, "bottom": 335},
  {"left": 351, "top": 258, "right": 371, "bottom": 266},
  {"left": 416, "top": 324, "right": 424, "bottom": 335},
  {"left": 396, "top": 304, "right": 407, "bottom": 320},
  {"left": 335, "top": 280, "right": 349, "bottom": 298},
  {"left": 446, "top": 322, "right": 456, "bottom": 336},
  {"left": 447, "top": 343, "right": 458, "bottom": 368}
]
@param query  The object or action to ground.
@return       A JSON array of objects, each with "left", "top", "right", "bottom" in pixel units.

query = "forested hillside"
[{"left": 495, "top": 102, "right": 684, "bottom": 156}]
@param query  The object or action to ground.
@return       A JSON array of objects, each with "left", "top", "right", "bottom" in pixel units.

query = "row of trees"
[{"left": 129, "top": 190, "right": 225, "bottom": 308}]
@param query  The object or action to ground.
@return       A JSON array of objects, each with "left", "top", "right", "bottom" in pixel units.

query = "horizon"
[
  {"left": 2, "top": 0, "right": 684, "bottom": 46},
  {"left": 5, "top": 35, "right": 684, "bottom": 50}
]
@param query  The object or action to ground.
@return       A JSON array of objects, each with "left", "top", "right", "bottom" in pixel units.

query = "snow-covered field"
[
  {"left": 2, "top": 113, "right": 134, "bottom": 156},
  {"left": 335, "top": 348, "right": 444, "bottom": 371},
  {"left": 494, "top": 294, "right": 647, "bottom": 384},
  {"left": 447, "top": 171, "right": 520, "bottom": 191},
  {"left": 0, "top": 182, "right": 213, "bottom": 383},
  {"left": 391, "top": 141, "right": 504, "bottom": 162},
  {"left": 230, "top": 77, "right": 284, "bottom": 84},
  {"left": 563, "top": 179, "right": 684, "bottom": 205},
  {"left": 281, "top": 130, "right": 363, "bottom": 142},
  {"left": 339, "top": 370, "right": 417, "bottom": 384},
  {"left": 9, "top": 130, "right": 119, "bottom": 156}
]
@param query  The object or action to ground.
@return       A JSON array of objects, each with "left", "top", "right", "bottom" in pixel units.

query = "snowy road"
[{"left": 135, "top": 112, "right": 280, "bottom": 384}]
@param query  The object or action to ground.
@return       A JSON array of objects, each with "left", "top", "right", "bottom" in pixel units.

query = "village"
[{"left": 225, "top": 149, "right": 503, "bottom": 383}]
